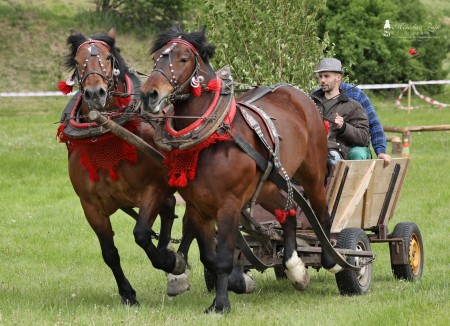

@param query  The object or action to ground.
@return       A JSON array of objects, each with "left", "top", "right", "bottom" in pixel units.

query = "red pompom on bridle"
[
  {"left": 58, "top": 78, "right": 75, "bottom": 95},
  {"left": 191, "top": 77, "right": 221, "bottom": 97}
]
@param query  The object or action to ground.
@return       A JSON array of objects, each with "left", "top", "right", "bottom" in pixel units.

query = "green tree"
[
  {"left": 318, "top": 0, "right": 449, "bottom": 89},
  {"left": 93, "top": 0, "right": 186, "bottom": 31},
  {"left": 188, "top": 0, "right": 331, "bottom": 92}
]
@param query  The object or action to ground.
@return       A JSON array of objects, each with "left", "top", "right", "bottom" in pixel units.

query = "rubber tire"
[
  {"left": 391, "top": 222, "right": 424, "bottom": 281},
  {"left": 274, "top": 265, "right": 287, "bottom": 280},
  {"left": 335, "top": 228, "right": 373, "bottom": 295},
  {"left": 203, "top": 268, "right": 216, "bottom": 292}
]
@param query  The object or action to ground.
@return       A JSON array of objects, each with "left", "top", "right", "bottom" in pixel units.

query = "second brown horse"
[{"left": 140, "top": 26, "right": 337, "bottom": 313}]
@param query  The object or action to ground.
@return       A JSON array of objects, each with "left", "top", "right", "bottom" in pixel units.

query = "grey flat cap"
[{"left": 314, "top": 58, "right": 344, "bottom": 74}]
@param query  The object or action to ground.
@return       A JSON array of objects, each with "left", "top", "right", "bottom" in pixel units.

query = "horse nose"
[
  {"left": 83, "top": 86, "right": 108, "bottom": 109},
  {"left": 140, "top": 89, "right": 159, "bottom": 109}
]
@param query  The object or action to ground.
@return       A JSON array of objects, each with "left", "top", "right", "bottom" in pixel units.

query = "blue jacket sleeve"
[{"left": 340, "top": 82, "right": 387, "bottom": 155}]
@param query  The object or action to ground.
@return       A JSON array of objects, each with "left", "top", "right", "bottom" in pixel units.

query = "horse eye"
[
  {"left": 106, "top": 54, "right": 112, "bottom": 60},
  {"left": 180, "top": 58, "right": 189, "bottom": 63}
]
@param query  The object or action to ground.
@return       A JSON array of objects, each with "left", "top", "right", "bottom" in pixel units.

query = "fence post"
[{"left": 407, "top": 80, "right": 412, "bottom": 113}]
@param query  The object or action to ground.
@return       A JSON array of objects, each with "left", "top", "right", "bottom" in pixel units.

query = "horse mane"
[
  {"left": 151, "top": 25, "right": 216, "bottom": 64},
  {"left": 64, "top": 30, "right": 129, "bottom": 81}
]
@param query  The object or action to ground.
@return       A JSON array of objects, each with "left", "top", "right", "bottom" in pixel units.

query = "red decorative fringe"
[
  {"left": 58, "top": 80, "right": 73, "bottom": 95},
  {"left": 275, "top": 208, "right": 296, "bottom": 224},
  {"left": 163, "top": 131, "right": 233, "bottom": 187},
  {"left": 57, "top": 120, "right": 140, "bottom": 181},
  {"left": 116, "top": 95, "right": 132, "bottom": 108}
]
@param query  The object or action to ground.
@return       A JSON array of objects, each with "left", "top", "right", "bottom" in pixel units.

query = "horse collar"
[{"left": 154, "top": 66, "right": 235, "bottom": 152}]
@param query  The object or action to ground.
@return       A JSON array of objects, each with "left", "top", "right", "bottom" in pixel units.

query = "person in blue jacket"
[{"left": 311, "top": 58, "right": 392, "bottom": 166}]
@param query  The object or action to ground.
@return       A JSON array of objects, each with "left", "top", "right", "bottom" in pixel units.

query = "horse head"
[
  {"left": 63, "top": 27, "right": 130, "bottom": 112},
  {"left": 140, "top": 26, "right": 216, "bottom": 114}
]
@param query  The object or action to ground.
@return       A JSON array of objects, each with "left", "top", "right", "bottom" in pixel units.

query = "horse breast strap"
[{"left": 154, "top": 66, "right": 234, "bottom": 151}]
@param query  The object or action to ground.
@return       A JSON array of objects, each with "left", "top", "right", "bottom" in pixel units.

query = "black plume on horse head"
[
  {"left": 151, "top": 25, "right": 216, "bottom": 64},
  {"left": 63, "top": 29, "right": 129, "bottom": 82}
]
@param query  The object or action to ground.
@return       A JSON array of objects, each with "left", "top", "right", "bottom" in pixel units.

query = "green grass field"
[{"left": 0, "top": 95, "right": 449, "bottom": 325}]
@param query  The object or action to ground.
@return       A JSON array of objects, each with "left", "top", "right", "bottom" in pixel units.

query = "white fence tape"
[{"left": 0, "top": 91, "right": 76, "bottom": 97}]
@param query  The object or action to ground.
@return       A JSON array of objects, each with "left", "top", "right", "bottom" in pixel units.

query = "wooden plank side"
[
  {"left": 328, "top": 158, "right": 409, "bottom": 232},
  {"left": 379, "top": 158, "right": 410, "bottom": 225},
  {"left": 331, "top": 160, "right": 376, "bottom": 232}
]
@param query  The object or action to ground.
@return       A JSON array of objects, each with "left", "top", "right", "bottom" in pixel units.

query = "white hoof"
[
  {"left": 166, "top": 272, "right": 190, "bottom": 297},
  {"left": 243, "top": 273, "right": 256, "bottom": 293},
  {"left": 284, "top": 251, "right": 310, "bottom": 291},
  {"left": 328, "top": 264, "right": 343, "bottom": 274}
]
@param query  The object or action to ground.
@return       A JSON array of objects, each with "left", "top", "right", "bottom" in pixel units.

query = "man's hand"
[
  {"left": 335, "top": 113, "right": 344, "bottom": 129},
  {"left": 378, "top": 153, "right": 392, "bottom": 167}
]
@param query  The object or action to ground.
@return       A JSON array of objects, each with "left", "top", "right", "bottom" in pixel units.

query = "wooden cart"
[{"left": 230, "top": 158, "right": 424, "bottom": 295}]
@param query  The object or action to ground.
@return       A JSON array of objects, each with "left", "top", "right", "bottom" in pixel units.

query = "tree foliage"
[
  {"left": 187, "top": 0, "right": 331, "bottom": 92},
  {"left": 318, "top": 0, "right": 449, "bottom": 88},
  {"left": 93, "top": 0, "right": 187, "bottom": 31}
]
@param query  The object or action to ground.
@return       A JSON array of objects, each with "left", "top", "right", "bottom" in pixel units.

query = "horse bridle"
[
  {"left": 75, "top": 39, "right": 121, "bottom": 104},
  {"left": 150, "top": 38, "right": 201, "bottom": 102}
]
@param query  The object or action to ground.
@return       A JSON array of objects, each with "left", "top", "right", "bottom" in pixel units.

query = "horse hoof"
[
  {"left": 204, "top": 301, "right": 230, "bottom": 314},
  {"left": 171, "top": 253, "right": 187, "bottom": 275},
  {"left": 121, "top": 297, "right": 139, "bottom": 306},
  {"left": 242, "top": 273, "right": 256, "bottom": 293},
  {"left": 327, "top": 264, "right": 343, "bottom": 274},
  {"left": 284, "top": 251, "right": 310, "bottom": 291},
  {"left": 167, "top": 272, "right": 190, "bottom": 297},
  {"left": 228, "top": 271, "right": 256, "bottom": 294}
]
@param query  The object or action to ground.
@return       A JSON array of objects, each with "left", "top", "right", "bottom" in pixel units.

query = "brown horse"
[
  {"left": 140, "top": 26, "right": 336, "bottom": 313},
  {"left": 57, "top": 27, "right": 189, "bottom": 305}
]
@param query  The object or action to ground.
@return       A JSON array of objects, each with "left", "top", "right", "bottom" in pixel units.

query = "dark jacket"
[{"left": 311, "top": 90, "right": 370, "bottom": 159}]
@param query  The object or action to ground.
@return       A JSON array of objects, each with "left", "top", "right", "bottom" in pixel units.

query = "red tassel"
[
  {"left": 169, "top": 173, "right": 188, "bottom": 187},
  {"left": 56, "top": 123, "right": 67, "bottom": 142},
  {"left": 288, "top": 208, "right": 296, "bottom": 216},
  {"left": 191, "top": 85, "right": 202, "bottom": 97},
  {"left": 206, "top": 79, "right": 220, "bottom": 92},
  {"left": 275, "top": 209, "right": 287, "bottom": 224},
  {"left": 58, "top": 80, "right": 73, "bottom": 95},
  {"left": 116, "top": 95, "right": 132, "bottom": 108}
]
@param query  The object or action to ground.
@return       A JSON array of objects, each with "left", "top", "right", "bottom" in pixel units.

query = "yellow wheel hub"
[{"left": 409, "top": 234, "right": 421, "bottom": 275}]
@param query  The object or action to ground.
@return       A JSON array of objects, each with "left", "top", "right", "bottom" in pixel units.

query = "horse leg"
[
  {"left": 260, "top": 190, "right": 309, "bottom": 291},
  {"left": 297, "top": 164, "right": 340, "bottom": 273},
  {"left": 167, "top": 204, "right": 194, "bottom": 297},
  {"left": 210, "top": 206, "right": 242, "bottom": 313},
  {"left": 133, "top": 197, "right": 187, "bottom": 275},
  {"left": 82, "top": 202, "right": 138, "bottom": 305}
]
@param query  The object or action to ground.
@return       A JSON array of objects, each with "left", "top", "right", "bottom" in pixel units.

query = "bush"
[
  {"left": 318, "top": 0, "right": 449, "bottom": 91},
  {"left": 188, "top": 0, "right": 331, "bottom": 92}
]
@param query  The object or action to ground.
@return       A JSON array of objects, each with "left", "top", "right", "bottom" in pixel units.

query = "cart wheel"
[
  {"left": 203, "top": 268, "right": 216, "bottom": 292},
  {"left": 390, "top": 222, "right": 424, "bottom": 281},
  {"left": 335, "top": 228, "right": 373, "bottom": 295},
  {"left": 274, "top": 265, "right": 287, "bottom": 280}
]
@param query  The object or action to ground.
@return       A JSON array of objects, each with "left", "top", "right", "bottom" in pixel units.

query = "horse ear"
[
  {"left": 200, "top": 25, "right": 207, "bottom": 37},
  {"left": 106, "top": 27, "right": 116, "bottom": 40}
]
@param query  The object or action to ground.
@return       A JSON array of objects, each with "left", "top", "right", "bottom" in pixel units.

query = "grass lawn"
[{"left": 0, "top": 95, "right": 449, "bottom": 325}]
